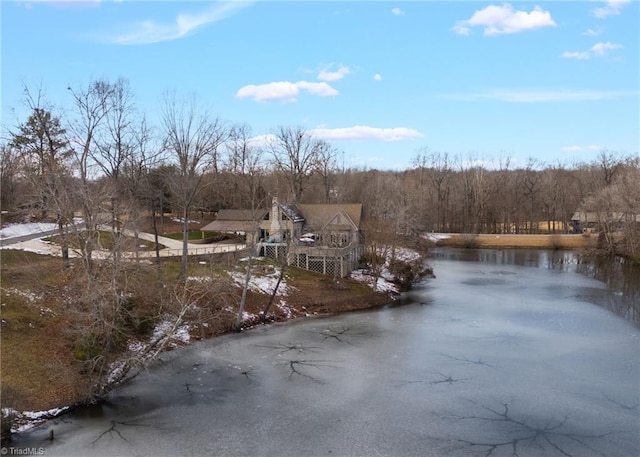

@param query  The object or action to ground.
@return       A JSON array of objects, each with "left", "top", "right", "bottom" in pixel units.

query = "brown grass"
[
  {"left": 1, "top": 252, "right": 92, "bottom": 411},
  {"left": 438, "top": 233, "right": 597, "bottom": 249}
]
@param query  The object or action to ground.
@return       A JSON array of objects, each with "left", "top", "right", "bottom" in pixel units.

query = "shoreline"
[
  {"left": 431, "top": 233, "right": 597, "bottom": 250},
  {"left": 4, "top": 289, "right": 399, "bottom": 440}
]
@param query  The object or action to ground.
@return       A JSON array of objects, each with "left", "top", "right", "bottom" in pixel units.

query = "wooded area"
[{"left": 3, "top": 79, "right": 638, "bottom": 259}]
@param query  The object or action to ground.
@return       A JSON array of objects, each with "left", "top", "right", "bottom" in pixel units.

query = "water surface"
[{"left": 15, "top": 249, "right": 640, "bottom": 456}]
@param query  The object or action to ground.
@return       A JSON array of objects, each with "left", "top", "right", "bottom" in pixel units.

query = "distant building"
[{"left": 571, "top": 209, "right": 640, "bottom": 233}]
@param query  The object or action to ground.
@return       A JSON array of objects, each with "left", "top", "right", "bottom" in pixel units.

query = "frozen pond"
[{"left": 13, "top": 249, "right": 640, "bottom": 456}]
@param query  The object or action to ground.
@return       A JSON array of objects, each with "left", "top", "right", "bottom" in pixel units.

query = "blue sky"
[{"left": 2, "top": 0, "right": 638, "bottom": 170}]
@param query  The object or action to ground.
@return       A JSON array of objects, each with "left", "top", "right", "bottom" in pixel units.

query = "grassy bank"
[
  {"left": 0, "top": 253, "right": 393, "bottom": 420},
  {"left": 436, "top": 233, "right": 597, "bottom": 250}
]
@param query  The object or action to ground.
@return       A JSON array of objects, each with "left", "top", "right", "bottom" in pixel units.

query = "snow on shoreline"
[
  {"left": 3, "top": 406, "right": 70, "bottom": 434},
  {"left": 423, "top": 233, "right": 451, "bottom": 243},
  {"left": 349, "top": 246, "right": 425, "bottom": 293}
]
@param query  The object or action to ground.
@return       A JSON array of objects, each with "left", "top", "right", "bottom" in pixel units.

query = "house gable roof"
[
  {"left": 323, "top": 209, "right": 358, "bottom": 231},
  {"left": 297, "top": 204, "right": 362, "bottom": 230}
]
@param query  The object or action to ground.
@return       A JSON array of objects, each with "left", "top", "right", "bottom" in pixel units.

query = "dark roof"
[
  {"left": 200, "top": 220, "right": 259, "bottom": 232},
  {"left": 200, "top": 208, "right": 268, "bottom": 232},
  {"left": 215, "top": 209, "right": 268, "bottom": 221}
]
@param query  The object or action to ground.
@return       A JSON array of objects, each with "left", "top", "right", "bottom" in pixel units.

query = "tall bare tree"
[
  {"left": 314, "top": 140, "right": 339, "bottom": 203},
  {"left": 68, "top": 79, "right": 114, "bottom": 278},
  {"left": 0, "top": 143, "right": 20, "bottom": 211},
  {"left": 93, "top": 77, "right": 137, "bottom": 241},
  {"left": 268, "top": 126, "right": 322, "bottom": 202},
  {"left": 161, "top": 92, "right": 227, "bottom": 280},
  {"left": 222, "top": 124, "right": 269, "bottom": 330},
  {"left": 221, "top": 123, "right": 266, "bottom": 208}
]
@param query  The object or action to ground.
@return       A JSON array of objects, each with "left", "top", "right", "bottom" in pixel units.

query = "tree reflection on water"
[{"left": 573, "top": 254, "right": 639, "bottom": 325}]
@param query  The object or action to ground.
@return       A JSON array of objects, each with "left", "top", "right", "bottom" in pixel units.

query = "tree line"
[
  {"left": 2, "top": 79, "right": 639, "bottom": 260},
  {"left": 1, "top": 78, "right": 640, "bottom": 256}
]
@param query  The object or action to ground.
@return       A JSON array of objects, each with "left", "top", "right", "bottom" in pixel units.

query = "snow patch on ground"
[
  {"left": 349, "top": 246, "right": 425, "bottom": 293},
  {"left": 230, "top": 270, "right": 289, "bottom": 296},
  {"left": 276, "top": 299, "right": 293, "bottom": 318},
  {"left": 242, "top": 311, "right": 259, "bottom": 321},
  {"left": 186, "top": 276, "right": 213, "bottom": 283},
  {"left": 171, "top": 217, "right": 200, "bottom": 224},
  {"left": 152, "top": 319, "right": 191, "bottom": 346},
  {"left": 423, "top": 233, "right": 451, "bottom": 243},
  {"left": 393, "top": 247, "right": 422, "bottom": 263},
  {"left": 0, "top": 222, "right": 59, "bottom": 239},
  {"left": 350, "top": 269, "right": 398, "bottom": 293},
  {"left": 4, "top": 288, "right": 43, "bottom": 303}
]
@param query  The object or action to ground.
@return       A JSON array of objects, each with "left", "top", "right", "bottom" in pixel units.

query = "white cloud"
[
  {"left": 295, "top": 81, "right": 339, "bottom": 97},
  {"left": 310, "top": 126, "right": 423, "bottom": 142},
  {"left": 582, "top": 26, "right": 605, "bottom": 36},
  {"left": 248, "top": 126, "right": 422, "bottom": 148},
  {"left": 561, "top": 51, "right": 591, "bottom": 60},
  {"left": 453, "top": 3, "right": 556, "bottom": 36},
  {"left": 373, "top": 73, "right": 383, "bottom": 82},
  {"left": 247, "top": 134, "right": 276, "bottom": 148},
  {"left": 391, "top": 7, "right": 404, "bottom": 16},
  {"left": 20, "top": 0, "right": 103, "bottom": 8},
  {"left": 445, "top": 89, "right": 638, "bottom": 103},
  {"left": 452, "top": 24, "right": 471, "bottom": 36},
  {"left": 236, "top": 81, "right": 338, "bottom": 103},
  {"left": 561, "top": 41, "right": 623, "bottom": 60},
  {"left": 105, "top": 2, "right": 251, "bottom": 45},
  {"left": 562, "top": 145, "right": 603, "bottom": 153},
  {"left": 591, "top": 41, "right": 623, "bottom": 56},
  {"left": 236, "top": 82, "right": 299, "bottom": 103},
  {"left": 591, "top": 0, "right": 629, "bottom": 19},
  {"left": 317, "top": 64, "right": 351, "bottom": 82}
]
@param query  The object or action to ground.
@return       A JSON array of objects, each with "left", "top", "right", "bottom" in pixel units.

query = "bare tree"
[
  {"left": 268, "top": 126, "right": 322, "bottom": 202},
  {"left": 414, "top": 148, "right": 454, "bottom": 232},
  {"left": 68, "top": 79, "right": 114, "bottom": 278},
  {"left": 93, "top": 77, "right": 137, "bottom": 242},
  {"left": 161, "top": 92, "right": 227, "bottom": 280},
  {"left": 314, "top": 140, "right": 339, "bottom": 203},
  {"left": 617, "top": 158, "right": 640, "bottom": 258},
  {"left": 222, "top": 124, "right": 269, "bottom": 330},
  {"left": 222, "top": 123, "right": 267, "bottom": 208},
  {"left": 0, "top": 143, "right": 20, "bottom": 211},
  {"left": 261, "top": 234, "right": 291, "bottom": 322}
]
